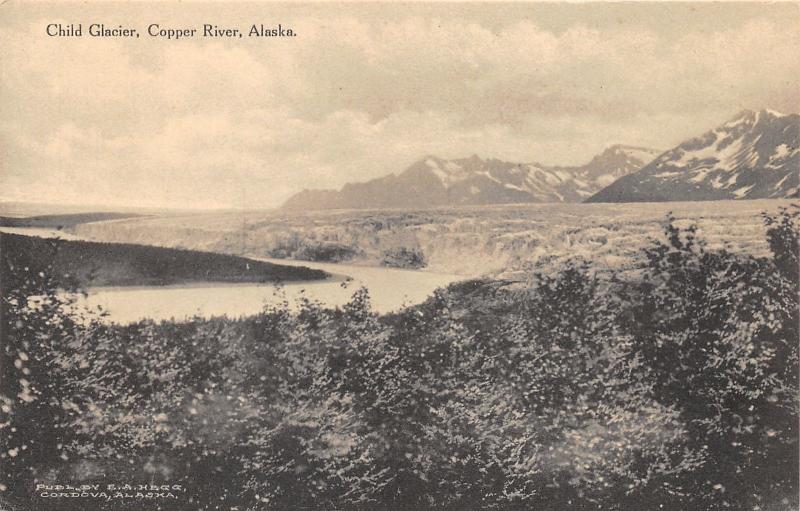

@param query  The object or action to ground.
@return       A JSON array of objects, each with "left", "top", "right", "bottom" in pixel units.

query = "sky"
[{"left": 1, "top": 2, "right": 798, "bottom": 210}]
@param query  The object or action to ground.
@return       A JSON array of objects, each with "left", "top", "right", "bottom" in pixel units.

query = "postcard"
[{"left": 1, "top": 2, "right": 798, "bottom": 510}]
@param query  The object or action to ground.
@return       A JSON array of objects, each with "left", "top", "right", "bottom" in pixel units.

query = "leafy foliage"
[{"left": 1, "top": 208, "right": 797, "bottom": 510}]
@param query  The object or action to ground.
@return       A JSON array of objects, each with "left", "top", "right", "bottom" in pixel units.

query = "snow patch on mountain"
[{"left": 733, "top": 184, "right": 755, "bottom": 198}]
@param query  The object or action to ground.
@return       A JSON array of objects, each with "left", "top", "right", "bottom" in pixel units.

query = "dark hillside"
[
  {"left": 0, "top": 233, "right": 327, "bottom": 288},
  {"left": 0, "top": 212, "right": 141, "bottom": 229}
]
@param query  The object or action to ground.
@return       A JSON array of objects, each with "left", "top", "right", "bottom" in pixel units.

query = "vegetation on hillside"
[
  {"left": 0, "top": 233, "right": 327, "bottom": 288},
  {"left": 0, "top": 208, "right": 797, "bottom": 510}
]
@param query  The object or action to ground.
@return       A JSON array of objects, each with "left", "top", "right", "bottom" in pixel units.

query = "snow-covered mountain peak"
[
  {"left": 599, "top": 144, "right": 661, "bottom": 164},
  {"left": 760, "top": 108, "right": 786, "bottom": 118},
  {"left": 724, "top": 109, "right": 788, "bottom": 129},
  {"left": 424, "top": 156, "right": 470, "bottom": 188},
  {"left": 588, "top": 109, "right": 799, "bottom": 203}
]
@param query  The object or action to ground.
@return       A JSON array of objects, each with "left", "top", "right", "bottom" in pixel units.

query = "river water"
[{"left": 1, "top": 227, "right": 465, "bottom": 323}]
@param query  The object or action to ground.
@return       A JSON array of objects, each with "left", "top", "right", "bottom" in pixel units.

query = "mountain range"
[
  {"left": 282, "top": 145, "right": 661, "bottom": 210},
  {"left": 283, "top": 109, "right": 798, "bottom": 211},
  {"left": 588, "top": 109, "right": 799, "bottom": 202}
]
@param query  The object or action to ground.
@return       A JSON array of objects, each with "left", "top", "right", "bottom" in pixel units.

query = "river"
[{"left": 1, "top": 227, "right": 465, "bottom": 323}]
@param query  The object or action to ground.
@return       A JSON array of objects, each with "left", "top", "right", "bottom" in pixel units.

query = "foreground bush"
[{"left": 1, "top": 208, "right": 797, "bottom": 510}]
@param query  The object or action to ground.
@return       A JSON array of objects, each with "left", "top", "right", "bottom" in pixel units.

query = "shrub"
[
  {"left": 380, "top": 247, "right": 427, "bottom": 269},
  {"left": 620, "top": 210, "right": 799, "bottom": 510},
  {"left": 294, "top": 241, "right": 363, "bottom": 262}
]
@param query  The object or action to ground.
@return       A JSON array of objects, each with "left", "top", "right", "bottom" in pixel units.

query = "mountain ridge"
[
  {"left": 282, "top": 144, "right": 661, "bottom": 211},
  {"left": 587, "top": 109, "right": 799, "bottom": 203}
]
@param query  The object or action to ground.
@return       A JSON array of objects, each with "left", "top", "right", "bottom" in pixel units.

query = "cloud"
[{"left": 1, "top": 5, "right": 798, "bottom": 209}]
